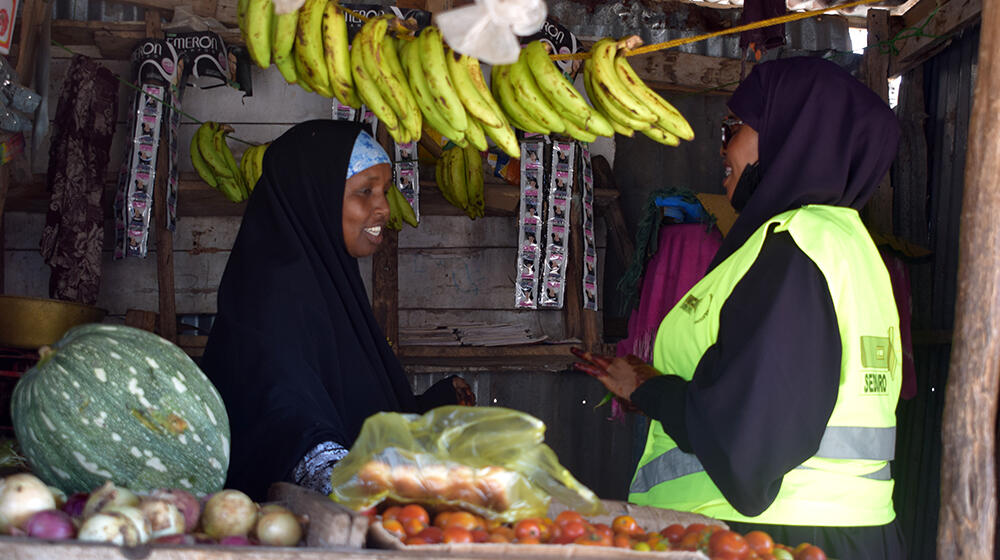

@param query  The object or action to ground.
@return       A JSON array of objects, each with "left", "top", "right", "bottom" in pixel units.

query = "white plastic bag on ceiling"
[{"left": 435, "top": 0, "right": 547, "bottom": 65}]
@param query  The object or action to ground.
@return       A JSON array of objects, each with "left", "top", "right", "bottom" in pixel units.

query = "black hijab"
[
  {"left": 201, "top": 120, "right": 419, "bottom": 500},
  {"left": 709, "top": 56, "right": 901, "bottom": 270}
]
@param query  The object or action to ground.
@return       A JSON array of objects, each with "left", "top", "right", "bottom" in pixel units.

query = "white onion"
[
  {"left": 138, "top": 498, "right": 185, "bottom": 538},
  {"left": 201, "top": 490, "right": 258, "bottom": 539},
  {"left": 47, "top": 486, "right": 67, "bottom": 509},
  {"left": 78, "top": 512, "right": 138, "bottom": 546},
  {"left": 0, "top": 473, "right": 57, "bottom": 534},
  {"left": 255, "top": 509, "right": 303, "bottom": 546},
  {"left": 82, "top": 481, "right": 139, "bottom": 518},
  {"left": 146, "top": 488, "right": 201, "bottom": 533}
]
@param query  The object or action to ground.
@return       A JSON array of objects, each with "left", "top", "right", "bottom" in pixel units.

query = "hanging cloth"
[{"left": 40, "top": 55, "right": 119, "bottom": 305}]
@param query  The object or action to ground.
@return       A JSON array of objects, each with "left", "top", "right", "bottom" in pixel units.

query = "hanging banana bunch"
[
  {"left": 434, "top": 145, "right": 484, "bottom": 220},
  {"left": 190, "top": 122, "right": 251, "bottom": 203}
]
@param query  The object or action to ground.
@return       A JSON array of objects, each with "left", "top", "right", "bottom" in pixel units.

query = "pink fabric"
[
  {"left": 881, "top": 250, "right": 917, "bottom": 400},
  {"left": 617, "top": 224, "right": 723, "bottom": 361}
]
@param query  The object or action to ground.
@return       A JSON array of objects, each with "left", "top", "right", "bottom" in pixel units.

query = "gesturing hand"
[
  {"left": 452, "top": 377, "right": 476, "bottom": 406},
  {"left": 571, "top": 348, "right": 662, "bottom": 402}
]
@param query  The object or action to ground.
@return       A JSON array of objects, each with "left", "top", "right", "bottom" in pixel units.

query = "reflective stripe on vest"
[{"left": 631, "top": 425, "right": 896, "bottom": 493}]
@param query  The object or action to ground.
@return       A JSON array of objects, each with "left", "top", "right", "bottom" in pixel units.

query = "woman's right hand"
[{"left": 571, "top": 348, "right": 661, "bottom": 402}]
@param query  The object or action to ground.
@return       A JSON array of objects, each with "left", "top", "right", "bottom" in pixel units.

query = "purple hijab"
[{"left": 710, "top": 57, "right": 901, "bottom": 270}]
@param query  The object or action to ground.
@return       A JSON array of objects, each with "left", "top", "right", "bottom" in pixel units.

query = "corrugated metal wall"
[{"left": 892, "top": 24, "right": 980, "bottom": 560}]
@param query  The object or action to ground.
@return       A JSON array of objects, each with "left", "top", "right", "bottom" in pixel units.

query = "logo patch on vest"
[
  {"left": 860, "top": 329, "right": 896, "bottom": 395},
  {"left": 680, "top": 294, "right": 712, "bottom": 323}
]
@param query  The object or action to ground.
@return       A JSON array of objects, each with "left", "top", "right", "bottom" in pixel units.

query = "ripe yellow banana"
[
  {"left": 390, "top": 184, "right": 419, "bottom": 227},
  {"left": 295, "top": 0, "right": 332, "bottom": 96},
  {"left": 463, "top": 146, "right": 484, "bottom": 219},
  {"left": 271, "top": 8, "right": 298, "bottom": 84},
  {"left": 464, "top": 115, "right": 488, "bottom": 152},
  {"left": 446, "top": 146, "right": 469, "bottom": 211},
  {"left": 508, "top": 50, "right": 566, "bottom": 133},
  {"left": 522, "top": 41, "right": 597, "bottom": 128},
  {"left": 418, "top": 27, "right": 468, "bottom": 134},
  {"left": 245, "top": 0, "right": 273, "bottom": 69},
  {"left": 377, "top": 34, "right": 422, "bottom": 143},
  {"left": 198, "top": 122, "right": 233, "bottom": 179},
  {"left": 492, "top": 64, "right": 549, "bottom": 134},
  {"left": 253, "top": 142, "right": 267, "bottom": 185},
  {"left": 350, "top": 30, "right": 403, "bottom": 141},
  {"left": 478, "top": 115, "right": 520, "bottom": 158},
  {"left": 385, "top": 185, "right": 403, "bottom": 230},
  {"left": 447, "top": 50, "right": 502, "bottom": 129},
  {"left": 614, "top": 55, "right": 694, "bottom": 141},
  {"left": 640, "top": 123, "right": 681, "bottom": 146},
  {"left": 294, "top": 55, "right": 314, "bottom": 93},
  {"left": 238, "top": 0, "right": 249, "bottom": 38},
  {"left": 402, "top": 37, "right": 467, "bottom": 146},
  {"left": 322, "top": 2, "right": 360, "bottom": 108},
  {"left": 585, "top": 56, "right": 648, "bottom": 132},
  {"left": 562, "top": 118, "right": 598, "bottom": 143},
  {"left": 589, "top": 38, "right": 657, "bottom": 124},
  {"left": 190, "top": 124, "right": 218, "bottom": 188}
]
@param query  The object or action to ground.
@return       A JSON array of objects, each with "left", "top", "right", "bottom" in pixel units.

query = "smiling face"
[
  {"left": 342, "top": 163, "right": 391, "bottom": 258},
  {"left": 721, "top": 118, "right": 760, "bottom": 201}
]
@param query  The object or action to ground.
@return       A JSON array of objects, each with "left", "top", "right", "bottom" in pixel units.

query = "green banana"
[
  {"left": 463, "top": 146, "right": 484, "bottom": 219},
  {"left": 446, "top": 146, "right": 469, "bottom": 211},
  {"left": 237, "top": 0, "right": 250, "bottom": 39},
  {"left": 463, "top": 115, "right": 488, "bottom": 152},
  {"left": 479, "top": 115, "right": 520, "bottom": 158},
  {"left": 402, "top": 38, "right": 467, "bottom": 146},
  {"left": 322, "top": 2, "right": 361, "bottom": 108},
  {"left": 492, "top": 64, "right": 549, "bottom": 134},
  {"left": 271, "top": 8, "right": 298, "bottom": 83},
  {"left": 295, "top": 0, "right": 332, "bottom": 96},
  {"left": 418, "top": 27, "right": 468, "bottom": 134},
  {"left": 614, "top": 55, "right": 694, "bottom": 141},
  {"left": 508, "top": 50, "right": 566, "bottom": 133},
  {"left": 216, "top": 176, "right": 245, "bottom": 204},
  {"left": 190, "top": 125, "right": 218, "bottom": 188},
  {"left": 294, "top": 55, "right": 314, "bottom": 92},
  {"left": 391, "top": 184, "right": 419, "bottom": 227},
  {"left": 640, "top": 123, "right": 681, "bottom": 146},
  {"left": 589, "top": 38, "right": 657, "bottom": 124},
  {"left": 585, "top": 56, "right": 649, "bottom": 132},
  {"left": 447, "top": 50, "right": 502, "bottom": 129},
  {"left": 197, "top": 122, "right": 233, "bottom": 179},
  {"left": 215, "top": 128, "right": 248, "bottom": 199},
  {"left": 523, "top": 41, "right": 595, "bottom": 127},
  {"left": 239, "top": 145, "right": 253, "bottom": 188},
  {"left": 562, "top": 118, "right": 598, "bottom": 143},
  {"left": 351, "top": 29, "right": 402, "bottom": 141},
  {"left": 583, "top": 61, "right": 633, "bottom": 137},
  {"left": 377, "top": 34, "right": 422, "bottom": 143},
  {"left": 385, "top": 185, "right": 403, "bottom": 230},
  {"left": 253, "top": 142, "right": 267, "bottom": 186},
  {"left": 245, "top": 0, "right": 273, "bottom": 69}
]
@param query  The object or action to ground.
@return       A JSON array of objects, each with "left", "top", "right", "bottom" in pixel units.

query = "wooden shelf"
[{"left": 52, "top": 19, "right": 243, "bottom": 60}]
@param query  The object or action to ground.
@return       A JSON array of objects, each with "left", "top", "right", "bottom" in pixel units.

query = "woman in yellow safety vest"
[{"left": 573, "top": 57, "right": 904, "bottom": 559}]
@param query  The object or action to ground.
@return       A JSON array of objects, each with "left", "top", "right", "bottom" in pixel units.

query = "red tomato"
[
  {"left": 381, "top": 519, "right": 406, "bottom": 540},
  {"left": 445, "top": 511, "right": 485, "bottom": 532},
  {"left": 795, "top": 545, "right": 827, "bottom": 560},
  {"left": 612, "top": 515, "right": 644, "bottom": 536},
  {"left": 381, "top": 505, "right": 402, "bottom": 522},
  {"left": 593, "top": 523, "right": 614, "bottom": 540},
  {"left": 415, "top": 526, "right": 444, "bottom": 544},
  {"left": 613, "top": 533, "right": 634, "bottom": 548},
  {"left": 442, "top": 527, "right": 473, "bottom": 543},
  {"left": 709, "top": 530, "right": 750, "bottom": 559},
  {"left": 684, "top": 523, "right": 708, "bottom": 537},
  {"left": 554, "top": 510, "right": 586, "bottom": 527},
  {"left": 660, "top": 523, "right": 686, "bottom": 543},
  {"left": 433, "top": 511, "right": 454, "bottom": 529},
  {"left": 746, "top": 530, "right": 775, "bottom": 554},
  {"left": 560, "top": 519, "right": 590, "bottom": 542},
  {"left": 518, "top": 536, "right": 542, "bottom": 545},
  {"left": 678, "top": 531, "right": 704, "bottom": 551},
  {"left": 471, "top": 529, "right": 489, "bottom": 543},
  {"left": 404, "top": 536, "right": 429, "bottom": 545},
  {"left": 402, "top": 517, "right": 426, "bottom": 537},
  {"left": 574, "top": 530, "right": 612, "bottom": 547},
  {"left": 487, "top": 532, "right": 512, "bottom": 543},
  {"left": 514, "top": 518, "right": 544, "bottom": 541},
  {"left": 397, "top": 504, "right": 430, "bottom": 526}
]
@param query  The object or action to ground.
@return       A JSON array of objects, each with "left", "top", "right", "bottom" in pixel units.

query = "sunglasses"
[{"left": 721, "top": 116, "right": 744, "bottom": 150}]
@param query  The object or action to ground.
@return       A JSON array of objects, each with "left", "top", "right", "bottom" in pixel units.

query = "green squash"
[{"left": 12, "top": 324, "right": 230, "bottom": 495}]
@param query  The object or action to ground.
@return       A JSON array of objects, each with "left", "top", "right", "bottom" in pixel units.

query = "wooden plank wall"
[{"left": 7, "top": 43, "right": 607, "bottom": 341}]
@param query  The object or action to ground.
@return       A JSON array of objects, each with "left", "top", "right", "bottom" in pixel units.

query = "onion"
[
  {"left": 47, "top": 486, "right": 67, "bottom": 509},
  {"left": 255, "top": 509, "right": 303, "bottom": 546},
  {"left": 0, "top": 473, "right": 57, "bottom": 534},
  {"left": 78, "top": 512, "right": 139, "bottom": 546},
  {"left": 138, "top": 498, "right": 185, "bottom": 538},
  {"left": 201, "top": 490, "right": 258, "bottom": 539},
  {"left": 24, "top": 509, "right": 76, "bottom": 540},
  {"left": 62, "top": 492, "right": 89, "bottom": 518},
  {"left": 145, "top": 488, "right": 201, "bottom": 533},
  {"left": 104, "top": 506, "right": 151, "bottom": 545},
  {"left": 82, "top": 481, "right": 139, "bottom": 518},
  {"left": 219, "top": 535, "right": 254, "bottom": 546},
  {"left": 152, "top": 533, "right": 196, "bottom": 545}
]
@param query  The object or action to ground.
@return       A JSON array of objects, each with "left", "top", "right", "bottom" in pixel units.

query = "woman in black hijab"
[
  {"left": 201, "top": 120, "right": 473, "bottom": 501},
  {"left": 574, "top": 58, "right": 904, "bottom": 558}
]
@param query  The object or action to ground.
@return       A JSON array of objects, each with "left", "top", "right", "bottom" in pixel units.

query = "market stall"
[{"left": 0, "top": 0, "right": 997, "bottom": 557}]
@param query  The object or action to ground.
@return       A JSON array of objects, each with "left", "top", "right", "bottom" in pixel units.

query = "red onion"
[
  {"left": 152, "top": 533, "right": 196, "bottom": 545},
  {"left": 146, "top": 489, "right": 200, "bottom": 533},
  {"left": 24, "top": 509, "right": 75, "bottom": 540},
  {"left": 62, "top": 492, "right": 89, "bottom": 518}
]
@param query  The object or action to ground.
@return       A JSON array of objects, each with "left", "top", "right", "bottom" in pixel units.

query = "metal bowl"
[{"left": 0, "top": 295, "right": 107, "bottom": 350}]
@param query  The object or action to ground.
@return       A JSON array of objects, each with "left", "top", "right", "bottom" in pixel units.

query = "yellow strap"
[{"left": 551, "top": 0, "right": 886, "bottom": 61}]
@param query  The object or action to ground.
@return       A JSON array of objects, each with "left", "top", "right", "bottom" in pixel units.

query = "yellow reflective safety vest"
[{"left": 628, "top": 205, "right": 901, "bottom": 527}]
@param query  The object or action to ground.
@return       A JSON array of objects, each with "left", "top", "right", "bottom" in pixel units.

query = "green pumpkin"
[{"left": 12, "top": 324, "right": 230, "bottom": 495}]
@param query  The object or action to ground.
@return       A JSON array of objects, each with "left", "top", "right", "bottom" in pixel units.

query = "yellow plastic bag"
[{"left": 328, "top": 406, "right": 603, "bottom": 522}]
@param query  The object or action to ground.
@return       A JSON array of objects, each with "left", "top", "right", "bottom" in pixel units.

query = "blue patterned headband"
[{"left": 346, "top": 131, "right": 391, "bottom": 179}]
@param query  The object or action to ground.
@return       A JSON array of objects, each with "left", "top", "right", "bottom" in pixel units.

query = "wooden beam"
[
  {"left": 889, "top": 0, "right": 982, "bottom": 77},
  {"left": 14, "top": 0, "right": 49, "bottom": 88},
  {"left": 114, "top": 0, "right": 218, "bottom": 20},
  {"left": 371, "top": 124, "right": 399, "bottom": 351},
  {"left": 861, "top": 8, "right": 894, "bottom": 236},
  {"left": 563, "top": 179, "right": 600, "bottom": 351},
  {"left": 937, "top": 0, "right": 1000, "bottom": 554},
  {"left": 51, "top": 20, "right": 243, "bottom": 59}
]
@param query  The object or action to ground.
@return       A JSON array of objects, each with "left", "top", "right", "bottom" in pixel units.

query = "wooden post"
[
  {"left": 937, "top": 0, "right": 1000, "bottom": 555},
  {"left": 146, "top": 9, "right": 177, "bottom": 342},
  {"left": 371, "top": 123, "right": 399, "bottom": 351},
  {"left": 861, "top": 8, "right": 894, "bottom": 235},
  {"left": 564, "top": 177, "right": 600, "bottom": 351}
]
